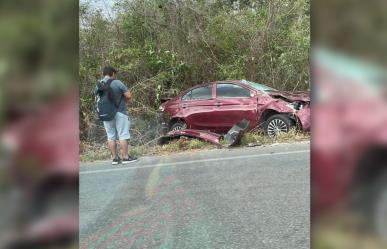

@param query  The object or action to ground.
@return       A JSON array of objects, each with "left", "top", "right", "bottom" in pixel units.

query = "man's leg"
[
  {"left": 108, "top": 140, "right": 118, "bottom": 159},
  {"left": 103, "top": 119, "right": 119, "bottom": 160},
  {"left": 116, "top": 112, "right": 133, "bottom": 160},
  {"left": 119, "top": 139, "right": 129, "bottom": 159}
]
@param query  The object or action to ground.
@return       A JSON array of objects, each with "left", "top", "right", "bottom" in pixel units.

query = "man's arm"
[
  {"left": 115, "top": 80, "right": 132, "bottom": 104},
  {"left": 123, "top": 91, "right": 132, "bottom": 103}
]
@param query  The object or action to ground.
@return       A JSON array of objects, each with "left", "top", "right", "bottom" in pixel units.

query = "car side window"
[
  {"left": 183, "top": 86, "right": 212, "bottom": 101},
  {"left": 216, "top": 84, "right": 251, "bottom": 98},
  {"left": 182, "top": 91, "right": 192, "bottom": 101}
]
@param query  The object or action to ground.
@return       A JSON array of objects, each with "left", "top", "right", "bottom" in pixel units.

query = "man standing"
[{"left": 97, "top": 66, "right": 138, "bottom": 165}]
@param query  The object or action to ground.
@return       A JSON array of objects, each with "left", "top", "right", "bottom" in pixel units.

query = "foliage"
[
  {"left": 80, "top": 131, "right": 310, "bottom": 162},
  {"left": 80, "top": 0, "right": 310, "bottom": 143},
  {"left": 241, "top": 128, "right": 310, "bottom": 146}
]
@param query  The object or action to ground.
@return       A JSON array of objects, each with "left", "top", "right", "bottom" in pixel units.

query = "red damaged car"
[{"left": 159, "top": 80, "right": 310, "bottom": 136}]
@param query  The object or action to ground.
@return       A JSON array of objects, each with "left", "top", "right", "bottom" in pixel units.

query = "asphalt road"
[{"left": 80, "top": 142, "right": 310, "bottom": 249}]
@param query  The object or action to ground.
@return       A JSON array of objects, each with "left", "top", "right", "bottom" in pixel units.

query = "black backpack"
[{"left": 95, "top": 79, "right": 123, "bottom": 121}]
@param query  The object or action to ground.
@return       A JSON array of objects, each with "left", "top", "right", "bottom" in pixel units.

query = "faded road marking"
[
  {"left": 80, "top": 149, "right": 309, "bottom": 175},
  {"left": 146, "top": 166, "right": 161, "bottom": 198}
]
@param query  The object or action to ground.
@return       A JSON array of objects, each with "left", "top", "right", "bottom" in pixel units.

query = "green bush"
[{"left": 80, "top": 0, "right": 310, "bottom": 144}]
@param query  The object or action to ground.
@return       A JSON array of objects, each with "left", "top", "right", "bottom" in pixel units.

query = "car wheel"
[
  {"left": 265, "top": 114, "right": 294, "bottom": 137},
  {"left": 170, "top": 120, "right": 187, "bottom": 131}
]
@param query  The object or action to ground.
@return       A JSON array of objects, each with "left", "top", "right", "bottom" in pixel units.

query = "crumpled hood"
[{"left": 267, "top": 90, "right": 310, "bottom": 102}]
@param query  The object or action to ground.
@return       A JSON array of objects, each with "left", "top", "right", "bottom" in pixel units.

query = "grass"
[
  {"left": 80, "top": 142, "right": 111, "bottom": 162},
  {"left": 80, "top": 138, "right": 218, "bottom": 162},
  {"left": 128, "top": 138, "right": 218, "bottom": 156},
  {"left": 241, "top": 128, "right": 310, "bottom": 146},
  {"left": 80, "top": 129, "right": 310, "bottom": 162}
]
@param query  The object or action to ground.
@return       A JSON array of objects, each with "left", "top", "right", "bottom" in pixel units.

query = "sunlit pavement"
[{"left": 80, "top": 142, "right": 310, "bottom": 249}]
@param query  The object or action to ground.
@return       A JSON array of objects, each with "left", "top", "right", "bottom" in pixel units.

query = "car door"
[
  {"left": 213, "top": 83, "right": 258, "bottom": 132},
  {"left": 180, "top": 85, "right": 217, "bottom": 130}
]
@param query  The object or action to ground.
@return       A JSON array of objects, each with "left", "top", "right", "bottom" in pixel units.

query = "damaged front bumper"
[
  {"left": 159, "top": 119, "right": 250, "bottom": 147},
  {"left": 157, "top": 110, "right": 170, "bottom": 135},
  {"left": 295, "top": 108, "right": 311, "bottom": 131}
]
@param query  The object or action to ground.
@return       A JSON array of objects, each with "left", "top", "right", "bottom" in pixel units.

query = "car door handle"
[
  {"left": 182, "top": 104, "right": 187, "bottom": 109},
  {"left": 216, "top": 102, "right": 223, "bottom": 107}
]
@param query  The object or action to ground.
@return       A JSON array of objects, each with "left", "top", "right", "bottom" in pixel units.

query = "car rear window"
[
  {"left": 216, "top": 84, "right": 251, "bottom": 98},
  {"left": 182, "top": 86, "right": 212, "bottom": 100},
  {"left": 240, "top": 80, "right": 275, "bottom": 92}
]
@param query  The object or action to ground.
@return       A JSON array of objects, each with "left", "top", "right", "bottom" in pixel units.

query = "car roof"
[
  {"left": 182, "top": 80, "right": 256, "bottom": 95},
  {"left": 186, "top": 80, "right": 243, "bottom": 88},
  {"left": 213, "top": 80, "right": 242, "bottom": 84}
]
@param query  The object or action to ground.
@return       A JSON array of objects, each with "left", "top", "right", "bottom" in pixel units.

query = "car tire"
[
  {"left": 264, "top": 114, "right": 294, "bottom": 137},
  {"left": 170, "top": 120, "right": 187, "bottom": 131}
]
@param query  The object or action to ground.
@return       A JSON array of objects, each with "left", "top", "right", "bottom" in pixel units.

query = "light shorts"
[{"left": 103, "top": 112, "right": 131, "bottom": 141}]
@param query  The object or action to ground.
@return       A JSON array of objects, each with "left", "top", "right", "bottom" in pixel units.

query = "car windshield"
[{"left": 240, "top": 80, "right": 276, "bottom": 92}]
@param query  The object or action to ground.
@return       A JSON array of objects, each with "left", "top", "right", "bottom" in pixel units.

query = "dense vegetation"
[{"left": 80, "top": 0, "right": 310, "bottom": 144}]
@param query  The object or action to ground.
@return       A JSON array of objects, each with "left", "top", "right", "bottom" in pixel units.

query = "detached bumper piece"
[
  {"left": 159, "top": 129, "right": 222, "bottom": 146},
  {"left": 159, "top": 119, "right": 250, "bottom": 147},
  {"left": 223, "top": 119, "right": 250, "bottom": 147}
]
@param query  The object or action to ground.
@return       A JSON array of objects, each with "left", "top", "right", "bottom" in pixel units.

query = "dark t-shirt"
[{"left": 98, "top": 77, "right": 129, "bottom": 115}]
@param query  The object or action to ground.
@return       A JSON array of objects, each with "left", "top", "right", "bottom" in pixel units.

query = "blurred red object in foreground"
[
  {"left": 312, "top": 48, "right": 387, "bottom": 240},
  {"left": 1, "top": 90, "right": 79, "bottom": 249}
]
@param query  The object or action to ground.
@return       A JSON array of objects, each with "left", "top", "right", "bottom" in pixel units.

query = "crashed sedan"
[{"left": 159, "top": 80, "right": 310, "bottom": 137}]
